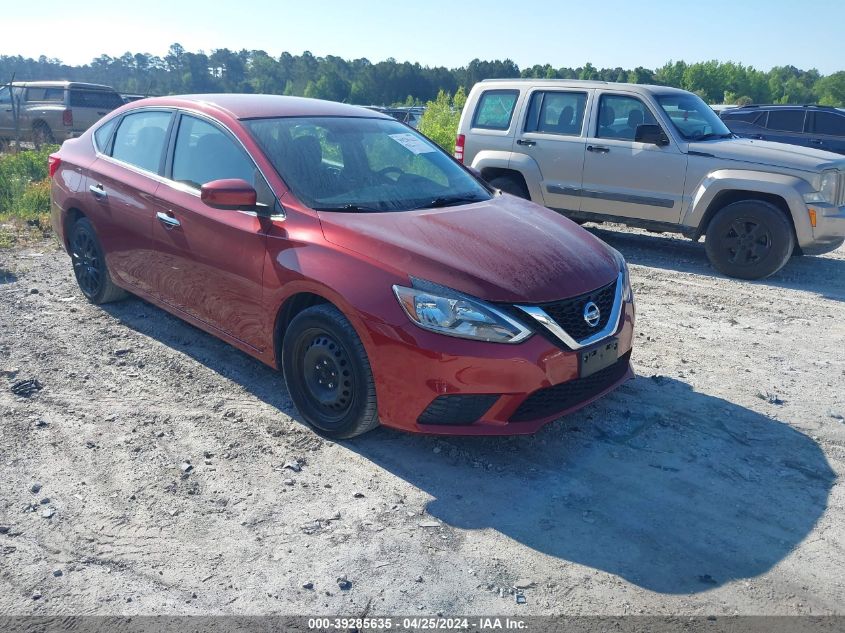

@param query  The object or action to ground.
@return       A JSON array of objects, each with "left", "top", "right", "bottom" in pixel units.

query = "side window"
[
  {"left": 172, "top": 115, "right": 257, "bottom": 189},
  {"left": 766, "top": 110, "right": 805, "bottom": 132},
  {"left": 596, "top": 94, "right": 657, "bottom": 140},
  {"left": 472, "top": 90, "right": 519, "bottom": 130},
  {"left": 25, "top": 87, "right": 64, "bottom": 102},
  {"left": 524, "top": 91, "right": 587, "bottom": 136},
  {"left": 70, "top": 90, "right": 125, "bottom": 109},
  {"left": 111, "top": 110, "right": 171, "bottom": 173},
  {"left": 0, "top": 87, "right": 9, "bottom": 104},
  {"left": 814, "top": 112, "right": 845, "bottom": 137},
  {"left": 93, "top": 117, "right": 118, "bottom": 153}
]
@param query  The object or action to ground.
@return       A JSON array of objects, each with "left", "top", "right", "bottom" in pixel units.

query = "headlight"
[
  {"left": 609, "top": 248, "right": 633, "bottom": 302},
  {"left": 393, "top": 279, "right": 532, "bottom": 343},
  {"left": 804, "top": 170, "right": 840, "bottom": 204}
]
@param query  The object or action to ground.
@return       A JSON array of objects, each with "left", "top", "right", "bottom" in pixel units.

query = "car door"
[
  {"left": 513, "top": 88, "right": 590, "bottom": 214},
  {"left": 807, "top": 110, "right": 845, "bottom": 155},
  {"left": 763, "top": 109, "right": 808, "bottom": 147},
  {"left": 579, "top": 92, "right": 687, "bottom": 223},
  {"left": 149, "top": 112, "right": 271, "bottom": 350},
  {"left": 84, "top": 108, "right": 174, "bottom": 295}
]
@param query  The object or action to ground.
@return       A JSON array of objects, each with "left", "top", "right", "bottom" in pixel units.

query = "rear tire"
[
  {"left": 704, "top": 200, "right": 794, "bottom": 279},
  {"left": 69, "top": 218, "right": 128, "bottom": 304},
  {"left": 282, "top": 304, "right": 379, "bottom": 439},
  {"left": 32, "top": 122, "right": 55, "bottom": 148},
  {"left": 488, "top": 175, "right": 529, "bottom": 199}
]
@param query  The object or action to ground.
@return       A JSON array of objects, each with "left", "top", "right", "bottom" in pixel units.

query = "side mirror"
[
  {"left": 200, "top": 179, "right": 257, "bottom": 210},
  {"left": 635, "top": 124, "right": 670, "bottom": 146}
]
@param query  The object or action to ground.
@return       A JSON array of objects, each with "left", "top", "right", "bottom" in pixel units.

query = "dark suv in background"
[{"left": 721, "top": 104, "right": 845, "bottom": 155}]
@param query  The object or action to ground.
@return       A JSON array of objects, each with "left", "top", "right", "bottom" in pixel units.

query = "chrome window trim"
[{"left": 515, "top": 271, "right": 624, "bottom": 350}]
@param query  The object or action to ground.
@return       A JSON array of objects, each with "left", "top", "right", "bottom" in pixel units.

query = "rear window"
[
  {"left": 25, "top": 87, "right": 64, "bottom": 102},
  {"left": 70, "top": 89, "right": 124, "bottom": 109},
  {"left": 472, "top": 90, "right": 519, "bottom": 130},
  {"left": 722, "top": 110, "right": 758, "bottom": 122},
  {"left": 766, "top": 110, "right": 805, "bottom": 132},
  {"left": 813, "top": 112, "right": 845, "bottom": 137}
]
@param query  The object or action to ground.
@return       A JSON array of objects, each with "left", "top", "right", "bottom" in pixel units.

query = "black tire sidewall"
[
  {"left": 489, "top": 176, "right": 529, "bottom": 199},
  {"left": 70, "top": 219, "right": 108, "bottom": 303},
  {"left": 705, "top": 201, "right": 795, "bottom": 280},
  {"left": 282, "top": 306, "right": 377, "bottom": 438}
]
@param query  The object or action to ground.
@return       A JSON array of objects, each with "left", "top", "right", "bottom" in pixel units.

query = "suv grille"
[
  {"left": 509, "top": 351, "right": 631, "bottom": 422},
  {"left": 536, "top": 279, "right": 617, "bottom": 343}
]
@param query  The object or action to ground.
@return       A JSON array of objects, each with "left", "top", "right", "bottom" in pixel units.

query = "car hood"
[
  {"left": 317, "top": 194, "right": 619, "bottom": 304},
  {"left": 689, "top": 137, "right": 845, "bottom": 172}
]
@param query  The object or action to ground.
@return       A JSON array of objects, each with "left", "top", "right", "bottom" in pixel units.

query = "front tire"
[
  {"left": 69, "top": 218, "right": 127, "bottom": 304},
  {"left": 704, "top": 200, "right": 794, "bottom": 279},
  {"left": 488, "top": 175, "right": 529, "bottom": 199},
  {"left": 282, "top": 304, "right": 379, "bottom": 439}
]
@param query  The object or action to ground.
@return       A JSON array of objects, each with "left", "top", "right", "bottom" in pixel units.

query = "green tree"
[{"left": 418, "top": 87, "right": 466, "bottom": 153}]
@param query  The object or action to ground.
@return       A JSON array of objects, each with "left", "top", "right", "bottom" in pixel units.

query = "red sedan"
[{"left": 49, "top": 94, "right": 635, "bottom": 438}]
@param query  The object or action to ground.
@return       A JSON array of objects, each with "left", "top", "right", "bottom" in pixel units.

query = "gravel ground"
[{"left": 0, "top": 225, "right": 843, "bottom": 616}]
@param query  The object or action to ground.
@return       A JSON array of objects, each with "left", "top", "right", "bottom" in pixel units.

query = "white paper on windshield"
[{"left": 388, "top": 133, "right": 436, "bottom": 154}]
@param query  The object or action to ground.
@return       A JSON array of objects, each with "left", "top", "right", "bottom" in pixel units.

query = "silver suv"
[
  {"left": 456, "top": 79, "right": 845, "bottom": 279},
  {"left": 0, "top": 81, "right": 124, "bottom": 146}
]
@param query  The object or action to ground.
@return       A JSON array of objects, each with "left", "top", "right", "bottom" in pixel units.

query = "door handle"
[
  {"left": 587, "top": 145, "right": 610, "bottom": 153},
  {"left": 89, "top": 184, "right": 107, "bottom": 199},
  {"left": 156, "top": 211, "right": 181, "bottom": 229},
  {"left": 516, "top": 139, "right": 536, "bottom": 147}
]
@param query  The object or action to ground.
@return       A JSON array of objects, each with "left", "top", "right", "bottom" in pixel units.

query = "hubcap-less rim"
[
  {"left": 299, "top": 332, "right": 354, "bottom": 425},
  {"left": 722, "top": 218, "right": 773, "bottom": 265},
  {"left": 71, "top": 230, "right": 102, "bottom": 297}
]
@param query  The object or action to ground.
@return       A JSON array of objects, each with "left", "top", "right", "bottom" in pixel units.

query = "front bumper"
[
  {"left": 363, "top": 301, "right": 635, "bottom": 435},
  {"left": 803, "top": 203, "right": 845, "bottom": 255}
]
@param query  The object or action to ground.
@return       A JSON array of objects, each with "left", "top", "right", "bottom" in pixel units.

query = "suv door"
[
  {"left": 85, "top": 109, "right": 173, "bottom": 294},
  {"left": 807, "top": 110, "right": 845, "bottom": 155},
  {"left": 762, "top": 108, "right": 808, "bottom": 147},
  {"left": 579, "top": 92, "right": 687, "bottom": 223},
  {"left": 150, "top": 113, "right": 271, "bottom": 350},
  {"left": 513, "top": 88, "right": 590, "bottom": 214},
  {"left": 69, "top": 89, "right": 125, "bottom": 135}
]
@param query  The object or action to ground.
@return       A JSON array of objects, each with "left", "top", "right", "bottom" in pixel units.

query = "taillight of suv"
[
  {"left": 62, "top": 109, "right": 73, "bottom": 127},
  {"left": 455, "top": 134, "right": 465, "bottom": 163}
]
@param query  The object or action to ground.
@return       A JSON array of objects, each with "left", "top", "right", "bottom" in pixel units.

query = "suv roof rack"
[{"left": 736, "top": 103, "right": 839, "bottom": 111}]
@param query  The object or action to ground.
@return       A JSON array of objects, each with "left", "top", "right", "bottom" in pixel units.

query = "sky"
[{"left": 2, "top": 0, "right": 844, "bottom": 75}]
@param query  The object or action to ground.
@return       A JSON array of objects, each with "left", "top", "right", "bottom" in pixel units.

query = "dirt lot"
[{"left": 0, "top": 225, "right": 843, "bottom": 617}]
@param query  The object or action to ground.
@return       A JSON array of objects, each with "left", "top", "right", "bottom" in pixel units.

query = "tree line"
[{"left": 2, "top": 45, "right": 844, "bottom": 106}]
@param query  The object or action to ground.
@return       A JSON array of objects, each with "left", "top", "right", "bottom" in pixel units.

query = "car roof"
[
  {"left": 478, "top": 78, "right": 692, "bottom": 96},
  {"left": 730, "top": 104, "right": 842, "bottom": 111},
  {"left": 11, "top": 81, "right": 117, "bottom": 91},
  {"left": 132, "top": 94, "right": 394, "bottom": 121}
]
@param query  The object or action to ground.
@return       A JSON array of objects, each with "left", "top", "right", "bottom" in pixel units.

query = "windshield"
[
  {"left": 655, "top": 94, "right": 732, "bottom": 141},
  {"left": 245, "top": 116, "right": 490, "bottom": 212}
]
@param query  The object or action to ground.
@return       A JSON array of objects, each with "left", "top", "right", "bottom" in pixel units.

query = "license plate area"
[{"left": 579, "top": 338, "right": 619, "bottom": 378}]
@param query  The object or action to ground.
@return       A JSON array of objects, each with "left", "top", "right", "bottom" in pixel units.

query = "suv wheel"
[
  {"left": 282, "top": 304, "right": 379, "bottom": 439},
  {"left": 488, "top": 175, "right": 529, "bottom": 199},
  {"left": 704, "top": 200, "right": 795, "bottom": 279}
]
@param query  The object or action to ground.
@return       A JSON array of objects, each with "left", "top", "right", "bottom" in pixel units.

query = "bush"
[
  {"left": 418, "top": 87, "right": 466, "bottom": 154},
  {"left": 0, "top": 145, "right": 57, "bottom": 219}
]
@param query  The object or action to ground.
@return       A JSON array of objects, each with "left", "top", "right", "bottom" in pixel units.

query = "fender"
[
  {"left": 470, "top": 150, "right": 546, "bottom": 204},
  {"left": 685, "top": 169, "right": 816, "bottom": 246}
]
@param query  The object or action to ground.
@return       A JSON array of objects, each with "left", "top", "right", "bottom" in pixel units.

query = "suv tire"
[
  {"left": 282, "top": 304, "right": 380, "bottom": 439},
  {"left": 704, "top": 200, "right": 794, "bottom": 280},
  {"left": 32, "top": 121, "right": 55, "bottom": 148},
  {"left": 488, "top": 175, "right": 529, "bottom": 199}
]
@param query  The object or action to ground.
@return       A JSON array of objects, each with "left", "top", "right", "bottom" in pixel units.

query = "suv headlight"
[
  {"left": 393, "top": 279, "right": 532, "bottom": 343},
  {"left": 609, "top": 248, "right": 633, "bottom": 302},
  {"left": 804, "top": 170, "right": 840, "bottom": 204}
]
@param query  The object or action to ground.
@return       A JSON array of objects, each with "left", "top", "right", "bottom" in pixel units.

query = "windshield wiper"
[
  {"left": 313, "top": 204, "right": 384, "bottom": 213},
  {"left": 691, "top": 132, "right": 733, "bottom": 141},
  {"left": 414, "top": 195, "right": 485, "bottom": 210}
]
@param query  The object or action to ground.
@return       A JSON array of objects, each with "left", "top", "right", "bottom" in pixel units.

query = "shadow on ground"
[
  {"left": 0, "top": 268, "right": 18, "bottom": 284},
  {"left": 103, "top": 296, "right": 835, "bottom": 595},
  {"left": 587, "top": 225, "right": 845, "bottom": 302}
]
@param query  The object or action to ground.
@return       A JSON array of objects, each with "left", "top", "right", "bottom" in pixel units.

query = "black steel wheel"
[
  {"left": 282, "top": 304, "right": 379, "bottom": 438},
  {"left": 704, "top": 200, "right": 794, "bottom": 280},
  {"left": 69, "top": 218, "right": 127, "bottom": 304}
]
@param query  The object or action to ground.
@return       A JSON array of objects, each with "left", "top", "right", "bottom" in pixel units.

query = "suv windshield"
[
  {"left": 656, "top": 94, "right": 732, "bottom": 141},
  {"left": 245, "top": 116, "right": 490, "bottom": 212}
]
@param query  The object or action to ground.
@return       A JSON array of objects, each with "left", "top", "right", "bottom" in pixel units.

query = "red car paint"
[{"left": 50, "top": 94, "right": 634, "bottom": 435}]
